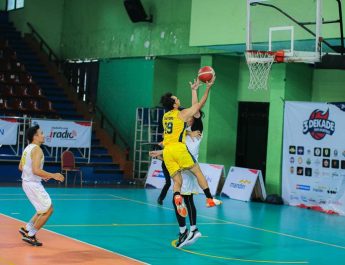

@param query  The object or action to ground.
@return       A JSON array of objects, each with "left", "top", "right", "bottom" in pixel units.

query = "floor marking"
[
  {"left": 44, "top": 222, "right": 225, "bottom": 228},
  {"left": 0, "top": 198, "right": 124, "bottom": 201},
  {"left": 171, "top": 240, "right": 308, "bottom": 264},
  {"left": 108, "top": 194, "right": 345, "bottom": 250},
  {"left": 0, "top": 213, "right": 148, "bottom": 265}
]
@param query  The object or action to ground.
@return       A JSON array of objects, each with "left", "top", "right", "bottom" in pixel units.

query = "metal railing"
[{"left": 26, "top": 22, "right": 61, "bottom": 68}]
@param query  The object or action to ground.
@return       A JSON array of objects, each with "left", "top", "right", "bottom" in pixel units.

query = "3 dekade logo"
[{"left": 303, "top": 109, "right": 335, "bottom": 140}]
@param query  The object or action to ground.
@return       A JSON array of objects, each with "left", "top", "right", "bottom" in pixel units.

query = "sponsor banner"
[
  {"left": 221, "top": 166, "right": 266, "bottom": 202},
  {"left": 0, "top": 118, "right": 18, "bottom": 145},
  {"left": 145, "top": 159, "right": 223, "bottom": 196},
  {"left": 283, "top": 102, "right": 345, "bottom": 216},
  {"left": 31, "top": 119, "right": 92, "bottom": 148}
]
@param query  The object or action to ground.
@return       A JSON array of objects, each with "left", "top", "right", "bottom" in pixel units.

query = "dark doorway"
[{"left": 235, "top": 102, "right": 269, "bottom": 181}]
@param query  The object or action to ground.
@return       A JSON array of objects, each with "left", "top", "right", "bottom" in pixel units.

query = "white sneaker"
[{"left": 185, "top": 229, "right": 202, "bottom": 246}]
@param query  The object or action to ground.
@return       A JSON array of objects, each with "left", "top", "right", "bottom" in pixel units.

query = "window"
[
  {"left": 63, "top": 60, "right": 99, "bottom": 106},
  {"left": 6, "top": 0, "right": 24, "bottom": 11}
]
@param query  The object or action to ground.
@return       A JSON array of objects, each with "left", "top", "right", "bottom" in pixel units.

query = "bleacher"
[{"left": 0, "top": 12, "right": 125, "bottom": 185}]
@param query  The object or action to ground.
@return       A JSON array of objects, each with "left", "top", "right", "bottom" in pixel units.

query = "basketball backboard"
[{"left": 246, "top": 0, "right": 344, "bottom": 63}]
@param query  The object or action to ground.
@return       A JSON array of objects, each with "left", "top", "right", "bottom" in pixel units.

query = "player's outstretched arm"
[
  {"left": 179, "top": 75, "right": 215, "bottom": 121},
  {"left": 190, "top": 78, "right": 201, "bottom": 118}
]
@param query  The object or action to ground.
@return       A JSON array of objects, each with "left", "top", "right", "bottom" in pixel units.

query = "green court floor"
[{"left": 0, "top": 187, "right": 344, "bottom": 265}]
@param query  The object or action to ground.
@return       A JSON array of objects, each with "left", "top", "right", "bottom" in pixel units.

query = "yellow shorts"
[{"left": 163, "top": 143, "right": 196, "bottom": 177}]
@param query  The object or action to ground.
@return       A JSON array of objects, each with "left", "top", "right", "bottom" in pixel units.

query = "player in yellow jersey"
[{"left": 160, "top": 76, "right": 222, "bottom": 224}]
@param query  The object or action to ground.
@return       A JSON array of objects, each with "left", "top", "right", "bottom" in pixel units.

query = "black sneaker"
[
  {"left": 157, "top": 197, "right": 163, "bottom": 205},
  {"left": 175, "top": 229, "right": 189, "bottom": 248},
  {"left": 22, "top": 235, "right": 43, "bottom": 247},
  {"left": 185, "top": 228, "right": 202, "bottom": 246},
  {"left": 19, "top": 227, "right": 29, "bottom": 237}
]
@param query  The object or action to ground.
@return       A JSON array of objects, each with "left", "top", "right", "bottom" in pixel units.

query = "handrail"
[
  {"left": 95, "top": 105, "right": 130, "bottom": 160},
  {"left": 26, "top": 22, "right": 60, "bottom": 67}
]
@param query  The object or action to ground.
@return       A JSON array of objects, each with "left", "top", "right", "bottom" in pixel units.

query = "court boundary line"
[
  {"left": 44, "top": 222, "right": 225, "bottom": 228},
  {"left": 108, "top": 194, "right": 345, "bottom": 251},
  {"left": 171, "top": 240, "right": 308, "bottom": 264},
  {"left": 0, "top": 198, "right": 124, "bottom": 201},
  {"left": 0, "top": 213, "right": 149, "bottom": 265}
]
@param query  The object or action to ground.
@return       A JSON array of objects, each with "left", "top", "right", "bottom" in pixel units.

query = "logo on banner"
[
  {"left": 303, "top": 109, "right": 335, "bottom": 140},
  {"left": 46, "top": 127, "right": 77, "bottom": 142},
  {"left": 230, "top": 179, "right": 251, "bottom": 190},
  {"left": 296, "top": 184, "right": 310, "bottom": 191},
  {"left": 152, "top": 170, "right": 164, "bottom": 178}
]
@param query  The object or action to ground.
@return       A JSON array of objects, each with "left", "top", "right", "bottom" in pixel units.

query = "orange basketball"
[{"left": 198, "top": 66, "right": 215, "bottom": 83}]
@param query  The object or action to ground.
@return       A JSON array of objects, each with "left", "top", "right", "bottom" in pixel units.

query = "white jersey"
[
  {"left": 21, "top": 143, "right": 44, "bottom": 182},
  {"left": 185, "top": 127, "right": 202, "bottom": 161},
  {"left": 181, "top": 127, "right": 202, "bottom": 195}
]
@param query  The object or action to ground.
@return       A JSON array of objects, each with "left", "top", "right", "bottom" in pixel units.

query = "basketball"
[{"left": 198, "top": 66, "right": 215, "bottom": 83}]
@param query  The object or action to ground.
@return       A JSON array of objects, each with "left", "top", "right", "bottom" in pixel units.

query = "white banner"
[
  {"left": 31, "top": 119, "right": 92, "bottom": 148},
  {"left": 283, "top": 102, "right": 345, "bottom": 216},
  {"left": 0, "top": 118, "right": 18, "bottom": 145},
  {"left": 221, "top": 166, "right": 266, "bottom": 202},
  {"left": 145, "top": 159, "right": 223, "bottom": 196}
]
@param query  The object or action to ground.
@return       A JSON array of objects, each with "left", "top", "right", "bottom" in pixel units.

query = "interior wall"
[
  {"left": 8, "top": 0, "right": 64, "bottom": 56},
  {"left": 97, "top": 58, "right": 155, "bottom": 154}
]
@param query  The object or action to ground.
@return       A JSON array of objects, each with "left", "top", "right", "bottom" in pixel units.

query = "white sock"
[
  {"left": 28, "top": 227, "right": 37, "bottom": 237},
  {"left": 26, "top": 221, "right": 34, "bottom": 231},
  {"left": 190, "top": 225, "right": 197, "bottom": 232},
  {"left": 179, "top": 226, "right": 186, "bottom": 234}
]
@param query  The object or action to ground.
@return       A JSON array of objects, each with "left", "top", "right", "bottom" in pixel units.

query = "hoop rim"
[{"left": 245, "top": 50, "right": 276, "bottom": 56}]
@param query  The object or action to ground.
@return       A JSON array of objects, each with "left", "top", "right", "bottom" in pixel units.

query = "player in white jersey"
[{"left": 18, "top": 125, "right": 64, "bottom": 246}]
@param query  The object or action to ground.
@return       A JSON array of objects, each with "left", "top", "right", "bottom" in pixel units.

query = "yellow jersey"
[{"left": 162, "top": 109, "right": 186, "bottom": 146}]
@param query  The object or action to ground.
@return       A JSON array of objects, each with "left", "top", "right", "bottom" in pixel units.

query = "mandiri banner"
[
  {"left": 221, "top": 166, "right": 266, "bottom": 202},
  {"left": 282, "top": 101, "right": 345, "bottom": 215},
  {"left": 31, "top": 119, "right": 92, "bottom": 148},
  {"left": 0, "top": 118, "right": 18, "bottom": 145},
  {"left": 145, "top": 159, "right": 223, "bottom": 196}
]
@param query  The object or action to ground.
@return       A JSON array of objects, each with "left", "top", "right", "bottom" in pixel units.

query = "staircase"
[{"left": 0, "top": 11, "right": 128, "bottom": 185}]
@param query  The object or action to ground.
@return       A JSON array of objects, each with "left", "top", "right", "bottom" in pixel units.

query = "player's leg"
[
  {"left": 189, "top": 164, "right": 222, "bottom": 207},
  {"left": 173, "top": 196, "right": 189, "bottom": 248},
  {"left": 33, "top": 205, "right": 53, "bottom": 230},
  {"left": 157, "top": 161, "right": 171, "bottom": 205},
  {"left": 19, "top": 213, "right": 38, "bottom": 237},
  {"left": 184, "top": 195, "right": 202, "bottom": 245},
  {"left": 172, "top": 172, "right": 187, "bottom": 217},
  {"left": 163, "top": 147, "right": 187, "bottom": 217},
  {"left": 21, "top": 182, "right": 52, "bottom": 246}
]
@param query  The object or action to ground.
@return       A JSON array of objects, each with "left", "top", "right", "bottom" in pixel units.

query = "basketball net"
[{"left": 245, "top": 50, "right": 276, "bottom": 91}]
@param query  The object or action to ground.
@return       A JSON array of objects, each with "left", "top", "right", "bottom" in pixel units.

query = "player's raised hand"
[
  {"left": 206, "top": 75, "right": 216, "bottom": 88},
  {"left": 189, "top": 78, "right": 201, "bottom": 91}
]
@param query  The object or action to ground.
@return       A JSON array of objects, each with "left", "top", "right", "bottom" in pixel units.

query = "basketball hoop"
[{"left": 245, "top": 50, "right": 279, "bottom": 91}]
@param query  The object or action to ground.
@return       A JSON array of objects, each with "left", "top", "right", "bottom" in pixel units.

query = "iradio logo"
[{"left": 303, "top": 109, "right": 335, "bottom": 140}]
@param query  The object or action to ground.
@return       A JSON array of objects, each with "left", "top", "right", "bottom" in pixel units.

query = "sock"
[
  {"left": 28, "top": 227, "right": 37, "bottom": 237},
  {"left": 190, "top": 225, "right": 196, "bottom": 232},
  {"left": 173, "top": 191, "right": 181, "bottom": 197},
  {"left": 179, "top": 226, "right": 186, "bottom": 234},
  {"left": 26, "top": 221, "right": 34, "bottom": 231},
  {"left": 203, "top": 188, "right": 213, "bottom": 199}
]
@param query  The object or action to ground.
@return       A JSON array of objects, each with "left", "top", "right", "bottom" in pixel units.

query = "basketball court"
[
  {"left": 1, "top": 0, "right": 345, "bottom": 264},
  {"left": 0, "top": 187, "right": 344, "bottom": 265}
]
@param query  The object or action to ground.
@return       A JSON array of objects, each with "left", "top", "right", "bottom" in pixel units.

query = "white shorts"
[
  {"left": 181, "top": 170, "right": 199, "bottom": 195},
  {"left": 22, "top": 181, "right": 52, "bottom": 214}
]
